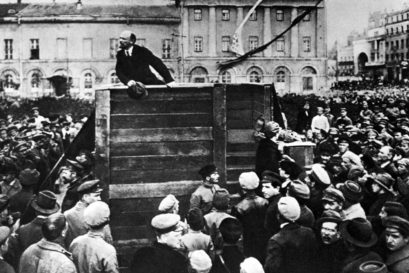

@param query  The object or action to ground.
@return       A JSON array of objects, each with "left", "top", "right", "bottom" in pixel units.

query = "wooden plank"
[
  {"left": 226, "top": 100, "right": 254, "bottom": 110},
  {"left": 110, "top": 127, "right": 213, "bottom": 143},
  {"left": 109, "top": 181, "right": 202, "bottom": 199},
  {"left": 110, "top": 155, "right": 212, "bottom": 171},
  {"left": 111, "top": 113, "right": 212, "bottom": 129},
  {"left": 110, "top": 87, "right": 213, "bottom": 101},
  {"left": 110, "top": 99, "right": 212, "bottom": 114},
  {"left": 112, "top": 225, "right": 155, "bottom": 241},
  {"left": 110, "top": 210, "right": 154, "bottom": 227},
  {"left": 228, "top": 129, "right": 254, "bottom": 143},
  {"left": 213, "top": 84, "right": 227, "bottom": 187},
  {"left": 110, "top": 169, "right": 202, "bottom": 184},
  {"left": 110, "top": 195, "right": 191, "bottom": 214},
  {"left": 263, "top": 85, "right": 272, "bottom": 120},
  {"left": 110, "top": 141, "right": 213, "bottom": 157},
  {"left": 94, "top": 89, "right": 110, "bottom": 201},
  {"left": 227, "top": 109, "right": 253, "bottom": 120}
]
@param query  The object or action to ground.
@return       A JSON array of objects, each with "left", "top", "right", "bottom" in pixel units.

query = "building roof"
[
  {"left": 17, "top": 3, "right": 179, "bottom": 19},
  {"left": 0, "top": 3, "right": 29, "bottom": 18}
]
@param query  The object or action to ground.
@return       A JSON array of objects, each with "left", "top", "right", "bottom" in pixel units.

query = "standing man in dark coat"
[
  {"left": 264, "top": 196, "right": 318, "bottom": 273},
  {"left": 384, "top": 216, "right": 409, "bottom": 273},
  {"left": 296, "top": 102, "right": 312, "bottom": 134},
  {"left": 255, "top": 121, "right": 282, "bottom": 178},
  {"left": 115, "top": 30, "right": 175, "bottom": 86},
  {"left": 131, "top": 213, "right": 188, "bottom": 273}
]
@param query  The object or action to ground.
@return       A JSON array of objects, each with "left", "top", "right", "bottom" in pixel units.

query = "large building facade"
[{"left": 0, "top": 0, "right": 328, "bottom": 98}]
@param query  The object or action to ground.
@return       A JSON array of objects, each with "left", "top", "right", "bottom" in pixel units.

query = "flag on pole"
[{"left": 230, "top": 0, "right": 264, "bottom": 56}]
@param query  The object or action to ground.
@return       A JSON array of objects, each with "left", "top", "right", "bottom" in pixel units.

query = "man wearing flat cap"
[
  {"left": 338, "top": 180, "right": 366, "bottom": 220},
  {"left": 384, "top": 216, "right": 409, "bottom": 272},
  {"left": 70, "top": 201, "right": 118, "bottom": 273},
  {"left": 287, "top": 180, "right": 315, "bottom": 228},
  {"left": 337, "top": 136, "right": 363, "bottom": 169},
  {"left": 190, "top": 164, "right": 221, "bottom": 215},
  {"left": 158, "top": 194, "right": 180, "bottom": 214},
  {"left": 339, "top": 218, "right": 382, "bottom": 273},
  {"left": 316, "top": 210, "right": 346, "bottom": 273},
  {"left": 188, "top": 250, "right": 212, "bottom": 273},
  {"left": 231, "top": 172, "right": 268, "bottom": 263},
  {"left": 131, "top": 213, "right": 188, "bottom": 273},
  {"left": 264, "top": 196, "right": 318, "bottom": 273},
  {"left": 64, "top": 179, "right": 112, "bottom": 248},
  {"left": 322, "top": 187, "right": 345, "bottom": 214}
]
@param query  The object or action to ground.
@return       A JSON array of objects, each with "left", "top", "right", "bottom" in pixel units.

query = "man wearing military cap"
[
  {"left": 384, "top": 216, "right": 409, "bottom": 272},
  {"left": 64, "top": 179, "right": 112, "bottom": 247},
  {"left": 322, "top": 187, "right": 345, "bottom": 214},
  {"left": 231, "top": 172, "right": 268, "bottom": 262},
  {"left": 190, "top": 164, "right": 221, "bottom": 215},
  {"left": 316, "top": 210, "right": 345, "bottom": 273},
  {"left": 338, "top": 180, "right": 366, "bottom": 220},
  {"left": 287, "top": 180, "right": 315, "bottom": 228},
  {"left": 70, "top": 201, "right": 119, "bottom": 273},
  {"left": 131, "top": 213, "right": 188, "bottom": 273},
  {"left": 337, "top": 136, "right": 363, "bottom": 168},
  {"left": 19, "top": 213, "right": 76, "bottom": 273}
]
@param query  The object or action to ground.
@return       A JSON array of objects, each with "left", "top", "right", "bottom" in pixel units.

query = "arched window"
[
  {"left": 31, "top": 73, "right": 41, "bottom": 88},
  {"left": 249, "top": 71, "right": 260, "bottom": 83},
  {"left": 220, "top": 71, "right": 231, "bottom": 83},
  {"left": 84, "top": 73, "right": 93, "bottom": 89},
  {"left": 276, "top": 71, "right": 285, "bottom": 82},
  {"left": 4, "top": 74, "right": 14, "bottom": 89},
  {"left": 109, "top": 72, "right": 120, "bottom": 84},
  {"left": 190, "top": 66, "right": 208, "bottom": 83}
]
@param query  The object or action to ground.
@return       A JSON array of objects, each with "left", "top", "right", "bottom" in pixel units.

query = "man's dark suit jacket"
[{"left": 115, "top": 45, "right": 174, "bottom": 85}]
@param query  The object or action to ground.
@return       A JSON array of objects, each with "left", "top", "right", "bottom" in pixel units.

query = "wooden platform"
[{"left": 94, "top": 83, "right": 271, "bottom": 271}]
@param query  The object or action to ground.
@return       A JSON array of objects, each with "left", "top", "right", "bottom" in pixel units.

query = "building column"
[
  {"left": 209, "top": 6, "right": 217, "bottom": 57},
  {"left": 290, "top": 7, "right": 299, "bottom": 57},
  {"left": 237, "top": 7, "right": 243, "bottom": 26},
  {"left": 181, "top": 5, "right": 189, "bottom": 81},
  {"left": 263, "top": 7, "right": 272, "bottom": 57}
]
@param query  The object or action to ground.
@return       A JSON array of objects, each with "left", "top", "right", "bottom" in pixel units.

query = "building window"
[
  {"left": 249, "top": 71, "right": 261, "bottom": 83},
  {"left": 84, "top": 73, "right": 93, "bottom": 89},
  {"left": 220, "top": 71, "right": 231, "bottom": 83},
  {"left": 276, "top": 9, "right": 284, "bottom": 21},
  {"left": 83, "top": 38, "right": 93, "bottom": 58},
  {"left": 56, "top": 38, "right": 67, "bottom": 59},
  {"left": 109, "top": 72, "right": 120, "bottom": 84},
  {"left": 386, "top": 42, "right": 389, "bottom": 48},
  {"left": 391, "top": 28, "right": 393, "bottom": 34},
  {"left": 407, "top": 25, "right": 409, "bottom": 33},
  {"left": 303, "top": 12, "right": 310, "bottom": 21},
  {"left": 402, "top": 39, "right": 405, "bottom": 49},
  {"left": 30, "top": 39, "right": 39, "bottom": 60},
  {"left": 194, "top": 9, "right": 202, "bottom": 21},
  {"left": 396, "top": 40, "right": 399, "bottom": 49},
  {"left": 249, "top": 36, "right": 259, "bottom": 51},
  {"left": 31, "top": 73, "right": 41, "bottom": 88},
  {"left": 194, "top": 36, "right": 203, "bottom": 52},
  {"left": 222, "top": 9, "right": 230, "bottom": 21},
  {"left": 135, "top": 39, "right": 146, "bottom": 47},
  {"left": 303, "top": 77, "right": 313, "bottom": 91},
  {"left": 222, "top": 36, "right": 230, "bottom": 52},
  {"left": 250, "top": 10, "right": 257, "bottom": 21},
  {"left": 109, "top": 38, "right": 118, "bottom": 59},
  {"left": 4, "top": 74, "right": 15, "bottom": 89},
  {"left": 162, "top": 39, "right": 171, "bottom": 59},
  {"left": 303, "top": 37, "right": 311, "bottom": 52},
  {"left": 4, "top": 39, "right": 13, "bottom": 60},
  {"left": 277, "top": 37, "right": 285, "bottom": 52},
  {"left": 276, "top": 71, "right": 285, "bottom": 82}
]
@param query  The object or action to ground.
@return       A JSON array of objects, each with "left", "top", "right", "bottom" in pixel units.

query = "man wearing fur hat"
[
  {"left": 190, "top": 164, "right": 221, "bottom": 215},
  {"left": 70, "top": 201, "right": 118, "bottom": 273},
  {"left": 131, "top": 213, "right": 188, "bottom": 273},
  {"left": 384, "top": 216, "right": 409, "bottom": 273},
  {"left": 264, "top": 196, "right": 318, "bottom": 273},
  {"left": 231, "top": 171, "right": 268, "bottom": 263},
  {"left": 255, "top": 121, "right": 282, "bottom": 177}
]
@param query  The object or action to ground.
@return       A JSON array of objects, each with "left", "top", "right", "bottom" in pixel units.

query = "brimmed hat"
[
  {"left": 329, "top": 127, "right": 339, "bottom": 135},
  {"left": 337, "top": 135, "right": 351, "bottom": 145},
  {"left": 288, "top": 180, "right": 310, "bottom": 200},
  {"left": 340, "top": 218, "right": 377, "bottom": 248},
  {"left": 158, "top": 194, "right": 178, "bottom": 212},
  {"left": 338, "top": 181, "right": 363, "bottom": 203},
  {"left": 31, "top": 190, "right": 60, "bottom": 215},
  {"left": 316, "top": 210, "right": 342, "bottom": 227},
  {"left": 198, "top": 164, "right": 217, "bottom": 179},
  {"left": 66, "top": 159, "right": 85, "bottom": 171},
  {"left": 347, "top": 166, "right": 365, "bottom": 181},
  {"left": 189, "top": 250, "right": 212, "bottom": 272},
  {"left": 371, "top": 173, "right": 395, "bottom": 193},
  {"left": 322, "top": 187, "right": 345, "bottom": 204},
  {"left": 260, "top": 170, "right": 283, "bottom": 186},
  {"left": 127, "top": 82, "right": 148, "bottom": 99},
  {"left": 383, "top": 201, "right": 408, "bottom": 219},
  {"left": 310, "top": 164, "right": 331, "bottom": 186},
  {"left": 278, "top": 196, "right": 300, "bottom": 222},
  {"left": 77, "top": 179, "right": 102, "bottom": 195},
  {"left": 239, "top": 171, "right": 259, "bottom": 190},
  {"left": 359, "top": 261, "right": 388, "bottom": 273},
  {"left": 151, "top": 213, "right": 180, "bottom": 234},
  {"left": 383, "top": 216, "right": 409, "bottom": 237},
  {"left": 19, "top": 168, "right": 40, "bottom": 186}
]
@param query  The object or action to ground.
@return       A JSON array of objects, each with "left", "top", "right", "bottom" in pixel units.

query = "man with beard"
[
  {"left": 190, "top": 164, "right": 221, "bottom": 215},
  {"left": 377, "top": 146, "right": 399, "bottom": 180},
  {"left": 316, "top": 210, "right": 346, "bottom": 273},
  {"left": 115, "top": 30, "right": 175, "bottom": 86},
  {"left": 384, "top": 216, "right": 409, "bottom": 272}
]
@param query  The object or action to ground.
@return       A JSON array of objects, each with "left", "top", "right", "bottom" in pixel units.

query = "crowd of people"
[{"left": 4, "top": 85, "right": 409, "bottom": 273}]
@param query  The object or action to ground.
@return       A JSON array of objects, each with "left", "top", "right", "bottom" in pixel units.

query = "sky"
[{"left": 1, "top": 0, "right": 407, "bottom": 49}]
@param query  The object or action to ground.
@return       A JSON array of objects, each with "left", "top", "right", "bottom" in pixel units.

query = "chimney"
[{"left": 76, "top": 0, "right": 83, "bottom": 10}]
